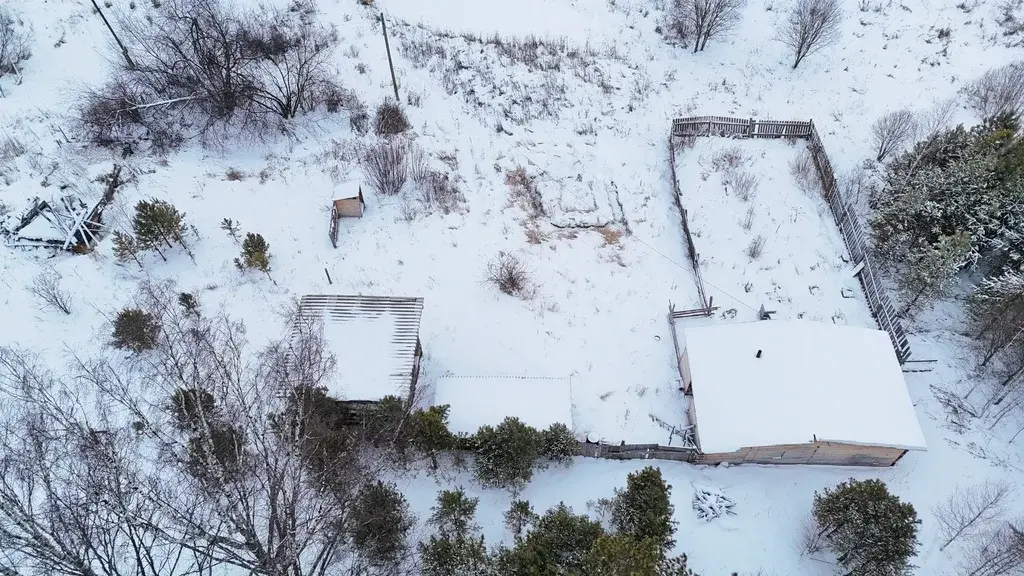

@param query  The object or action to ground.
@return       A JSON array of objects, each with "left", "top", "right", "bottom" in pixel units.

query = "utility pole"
[
  {"left": 90, "top": 0, "right": 135, "bottom": 69},
  {"left": 380, "top": 13, "right": 399, "bottom": 102}
]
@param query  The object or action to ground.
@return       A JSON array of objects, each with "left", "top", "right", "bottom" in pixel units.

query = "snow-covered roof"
[
  {"left": 333, "top": 181, "right": 363, "bottom": 200},
  {"left": 683, "top": 320, "right": 927, "bottom": 454},
  {"left": 296, "top": 295, "right": 423, "bottom": 401},
  {"left": 433, "top": 376, "right": 574, "bottom": 435}
]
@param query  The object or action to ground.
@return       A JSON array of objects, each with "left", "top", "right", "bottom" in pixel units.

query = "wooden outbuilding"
[
  {"left": 294, "top": 294, "right": 424, "bottom": 407},
  {"left": 333, "top": 186, "right": 365, "bottom": 218},
  {"left": 328, "top": 185, "right": 365, "bottom": 248},
  {"left": 680, "top": 320, "right": 926, "bottom": 467}
]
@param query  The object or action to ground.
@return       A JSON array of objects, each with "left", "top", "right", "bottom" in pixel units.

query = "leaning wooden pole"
[
  {"left": 90, "top": 0, "right": 135, "bottom": 69},
  {"left": 380, "top": 13, "right": 400, "bottom": 102}
]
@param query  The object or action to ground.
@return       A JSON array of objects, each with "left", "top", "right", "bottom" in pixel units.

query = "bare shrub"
[
  {"left": 28, "top": 269, "right": 72, "bottom": 315},
  {"left": 727, "top": 170, "right": 759, "bottom": 201},
  {"left": 746, "top": 234, "right": 767, "bottom": 259},
  {"left": 669, "top": 0, "right": 746, "bottom": 52},
  {"left": 779, "top": 0, "right": 843, "bottom": 69},
  {"left": 957, "top": 518, "right": 1024, "bottom": 576},
  {"left": 0, "top": 7, "right": 32, "bottom": 79},
  {"left": 840, "top": 165, "right": 873, "bottom": 208},
  {"left": 418, "top": 170, "right": 466, "bottom": 214},
  {"left": 965, "top": 62, "right": 1024, "bottom": 118},
  {"left": 505, "top": 167, "right": 545, "bottom": 218},
  {"left": 799, "top": 516, "right": 825, "bottom": 555},
  {"left": 486, "top": 251, "right": 530, "bottom": 296},
  {"left": 80, "top": 0, "right": 345, "bottom": 148},
  {"left": 710, "top": 145, "right": 749, "bottom": 171},
  {"left": 224, "top": 167, "right": 245, "bottom": 181},
  {"left": 934, "top": 479, "right": 1014, "bottom": 551},
  {"left": 872, "top": 109, "right": 916, "bottom": 162},
  {"left": 374, "top": 100, "right": 411, "bottom": 136},
  {"left": 741, "top": 205, "right": 756, "bottom": 230},
  {"left": 790, "top": 148, "right": 819, "bottom": 194},
  {"left": 361, "top": 139, "right": 409, "bottom": 196}
]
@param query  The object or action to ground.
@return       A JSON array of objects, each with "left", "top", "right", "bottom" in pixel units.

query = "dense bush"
[
  {"left": 812, "top": 478, "right": 920, "bottom": 576},
  {"left": 470, "top": 417, "right": 576, "bottom": 492},
  {"left": 374, "top": 100, "right": 411, "bottom": 135}
]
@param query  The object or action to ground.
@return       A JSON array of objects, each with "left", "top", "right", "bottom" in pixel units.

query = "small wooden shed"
[{"left": 333, "top": 186, "right": 365, "bottom": 218}]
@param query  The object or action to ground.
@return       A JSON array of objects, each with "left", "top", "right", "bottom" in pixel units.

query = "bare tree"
[
  {"left": 965, "top": 62, "right": 1024, "bottom": 118},
  {"left": 957, "top": 519, "right": 1024, "bottom": 576},
  {"left": 872, "top": 109, "right": 917, "bottom": 162},
  {"left": 77, "top": 279, "right": 381, "bottom": 576},
  {"left": 28, "top": 268, "right": 72, "bottom": 315},
  {"left": 779, "top": 0, "right": 843, "bottom": 69},
  {"left": 934, "top": 480, "right": 1014, "bottom": 551},
  {"left": 0, "top": 7, "right": 32, "bottom": 82},
  {"left": 670, "top": 0, "right": 747, "bottom": 53},
  {"left": 0, "top": 347, "right": 213, "bottom": 576},
  {"left": 81, "top": 0, "right": 346, "bottom": 148}
]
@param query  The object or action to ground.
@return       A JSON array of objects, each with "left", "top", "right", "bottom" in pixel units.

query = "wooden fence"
[
  {"left": 669, "top": 116, "right": 912, "bottom": 363},
  {"left": 579, "top": 441, "right": 699, "bottom": 463},
  {"left": 667, "top": 136, "right": 710, "bottom": 310}
]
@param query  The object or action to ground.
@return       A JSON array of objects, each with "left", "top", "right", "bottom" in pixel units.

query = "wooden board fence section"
[
  {"left": 669, "top": 116, "right": 912, "bottom": 363},
  {"left": 668, "top": 135, "right": 710, "bottom": 309},
  {"left": 580, "top": 441, "right": 698, "bottom": 462}
]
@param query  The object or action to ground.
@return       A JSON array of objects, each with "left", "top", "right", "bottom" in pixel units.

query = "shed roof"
[
  {"left": 683, "top": 320, "right": 926, "bottom": 454},
  {"left": 433, "top": 376, "right": 574, "bottom": 435},
  {"left": 295, "top": 295, "right": 423, "bottom": 401}
]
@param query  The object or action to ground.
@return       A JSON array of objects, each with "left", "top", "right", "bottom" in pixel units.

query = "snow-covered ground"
[
  {"left": 3, "top": 0, "right": 1024, "bottom": 573},
  {"left": 675, "top": 137, "right": 876, "bottom": 326}
]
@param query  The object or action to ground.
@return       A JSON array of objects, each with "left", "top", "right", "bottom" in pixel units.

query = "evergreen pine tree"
[
  {"left": 609, "top": 466, "right": 677, "bottom": 552},
  {"left": 348, "top": 481, "right": 414, "bottom": 568},
  {"left": 177, "top": 292, "right": 200, "bottom": 316},
  {"left": 504, "top": 500, "right": 539, "bottom": 537},
  {"left": 493, "top": 503, "right": 603, "bottom": 576},
  {"left": 583, "top": 535, "right": 662, "bottom": 576},
  {"left": 235, "top": 232, "right": 273, "bottom": 282},
  {"left": 898, "top": 231, "right": 972, "bottom": 315},
  {"left": 812, "top": 478, "right": 920, "bottom": 576},
  {"left": 542, "top": 422, "right": 579, "bottom": 464},
  {"left": 220, "top": 217, "right": 242, "bottom": 242},
  {"left": 419, "top": 488, "right": 490, "bottom": 576},
  {"left": 472, "top": 417, "right": 546, "bottom": 492},
  {"left": 111, "top": 230, "right": 144, "bottom": 269},
  {"left": 132, "top": 199, "right": 191, "bottom": 261},
  {"left": 111, "top": 308, "right": 161, "bottom": 352}
]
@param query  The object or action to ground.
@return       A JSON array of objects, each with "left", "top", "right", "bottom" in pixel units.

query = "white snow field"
[{"left": 1, "top": 0, "right": 1024, "bottom": 574}]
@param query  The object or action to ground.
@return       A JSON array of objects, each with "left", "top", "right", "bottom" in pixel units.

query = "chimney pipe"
[{"left": 756, "top": 349, "right": 762, "bottom": 358}]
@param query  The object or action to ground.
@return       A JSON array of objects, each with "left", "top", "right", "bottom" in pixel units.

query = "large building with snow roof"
[{"left": 679, "top": 320, "right": 926, "bottom": 467}]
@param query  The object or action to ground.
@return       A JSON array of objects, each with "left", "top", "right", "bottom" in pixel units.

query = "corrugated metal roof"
[{"left": 295, "top": 295, "right": 424, "bottom": 400}]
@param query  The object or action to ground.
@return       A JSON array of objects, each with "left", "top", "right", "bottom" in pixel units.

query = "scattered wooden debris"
[{"left": 692, "top": 483, "right": 737, "bottom": 522}]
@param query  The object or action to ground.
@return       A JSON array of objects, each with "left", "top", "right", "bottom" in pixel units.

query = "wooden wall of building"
[{"left": 697, "top": 441, "right": 907, "bottom": 467}]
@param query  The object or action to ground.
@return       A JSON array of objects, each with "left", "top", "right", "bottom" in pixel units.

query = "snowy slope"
[{"left": 2, "top": 0, "right": 1024, "bottom": 574}]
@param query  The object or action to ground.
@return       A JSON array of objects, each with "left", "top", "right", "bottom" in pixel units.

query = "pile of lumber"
[{"left": 692, "top": 484, "right": 736, "bottom": 522}]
